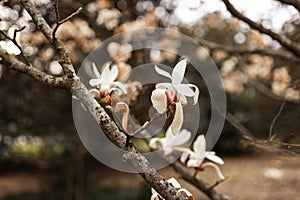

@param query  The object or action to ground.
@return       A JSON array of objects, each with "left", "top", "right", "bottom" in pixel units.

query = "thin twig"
[
  {"left": 132, "top": 112, "right": 163, "bottom": 136},
  {"left": 208, "top": 178, "right": 227, "bottom": 190},
  {"left": 0, "top": 27, "right": 28, "bottom": 64},
  {"left": 52, "top": 6, "right": 82, "bottom": 41},
  {"left": 269, "top": 101, "right": 286, "bottom": 141}
]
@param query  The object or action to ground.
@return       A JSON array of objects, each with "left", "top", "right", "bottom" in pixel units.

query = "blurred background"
[{"left": 0, "top": 0, "right": 300, "bottom": 199}]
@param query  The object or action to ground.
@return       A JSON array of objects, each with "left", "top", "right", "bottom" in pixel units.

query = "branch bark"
[
  {"left": 221, "top": 0, "right": 300, "bottom": 58},
  {"left": 0, "top": 46, "right": 70, "bottom": 89}
]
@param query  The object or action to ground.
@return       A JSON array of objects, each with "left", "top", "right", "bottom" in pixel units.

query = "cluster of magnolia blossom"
[
  {"left": 88, "top": 59, "right": 225, "bottom": 199},
  {"left": 149, "top": 60, "right": 225, "bottom": 199}
]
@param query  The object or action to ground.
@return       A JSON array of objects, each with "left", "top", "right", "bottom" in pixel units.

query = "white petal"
[
  {"left": 150, "top": 192, "right": 160, "bottom": 200},
  {"left": 174, "top": 84, "right": 195, "bottom": 97},
  {"left": 149, "top": 138, "right": 165, "bottom": 149},
  {"left": 165, "top": 126, "right": 175, "bottom": 142},
  {"left": 103, "top": 64, "right": 118, "bottom": 84},
  {"left": 206, "top": 153, "right": 224, "bottom": 165},
  {"left": 189, "top": 84, "right": 200, "bottom": 104},
  {"left": 156, "top": 82, "right": 172, "bottom": 90},
  {"left": 170, "top": 102, "right": 183, "bottom": 136},
  {"left": 149, "top": 138, "right": 159, "bottom": 149},
  {"left": 89, "top": 78, "right": 102, "bottom": 87},
  {"left": 163, "top": 146, "right": 173, "bottom": 155},
  {"left": 179, "top": 95, "right": 187, "bottom": 105},
  {"left": 154, "top": 65, "right": 172, "bottom": 79},
  {"left": 172, "top": 59, "right": 187, "bottom": 85},
  {"left": 151, "top": 89, "right": 167, "bottom": 114},
  {"left": 89, "top": 88, "right": 100, "bottom": 96},
  {"left": 167, "top": 177, "right": 181, "bottom": 189},
  {"left": 193, "top": 135, "right": 206, "bottom": 156},
  {"left": 101, "top": 64, "right": 110, "bottom": 80},
  {"left": 187, "top": 159, "right": 200, "bottom": 168},
  {"left": 180, "top": 151, "right": 190, "bottom": 163},
  {"left": 92, "top": 62, "right": 101, "bottom": 78},
  {"left": 170, "top": 129, "right": 191, "bottom": 147},
  {"left": 114, "top": 81, "right": 128, "bottom": 94}
]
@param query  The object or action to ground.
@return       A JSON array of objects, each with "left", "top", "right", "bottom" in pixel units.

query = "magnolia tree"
[{"left": 1, "top": 0, "right": 300, "bottom": 200}]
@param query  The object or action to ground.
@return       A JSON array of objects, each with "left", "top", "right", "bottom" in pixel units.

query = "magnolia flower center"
[{"left": 165, "top": 90, "right": 179, "bottom": 105}]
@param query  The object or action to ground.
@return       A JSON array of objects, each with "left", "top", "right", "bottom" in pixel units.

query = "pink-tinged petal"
[
  {"left": 115, "top": 102, "right": 129, "bottom": 131},
  {"left": 170, "top": 129, "right": 191, "bottom": 146},
  {"left": 202, "top": 162, "right": 226, "bottom": 180},
  {"left": 174, "top": 84, "right": 195, "bottom": 97},
  {"left": 170, "top": 102, "right": 183, "bottom": 136},
  {"left": 193, "top": 135, "right": 206, "bottom": 156},
  {"left": 167, "top": 177, "right": 181, "bottom": 189},
  {"left": 92, "top": 62, "right": 101, "bottom": 79},
  {"left": 189, "top": 84, "right": 200, "bottom": 104},
  {"left": 151, "top": 89, "right": 167, "bottom": 114},
  {"left": 172, "top": 59, "right": 187, "bottom": 85},
  {"left": 154, "top": 65, "right": 172, "bottom": 79},
  {"left": 206, "top": 153, "right": 224, "bottom": 165},
  {"left": 89, "top": 78, "right": 102, "bottom": 87}
]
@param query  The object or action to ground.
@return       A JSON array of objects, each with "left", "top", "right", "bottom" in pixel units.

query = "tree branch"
[
  {"left": 20, "top": 0, "right": 76, "bottom": 78},
  {"left": 0, "top": 27, "right": 29, "bottom": 64},
  {"left": 0, "top": 46, "right": 70, "bottom": 89},
  {"left": 7, "top": 1, "right": 190, "bottom": 199},
  {"left": 221, "top": 0, "right": 300, "bottom": 58},
  {"left": 249, "top": 80, "right": 300, "bottom": 104},
  {"left": 197, "top": 38, "right": 300, "bottom": 63}
]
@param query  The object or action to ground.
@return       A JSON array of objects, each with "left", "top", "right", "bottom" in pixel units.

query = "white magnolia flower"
[
  {"left": 149, "top": 127, "right": 191, "bottom": 156},
  {"left": 151, "top": 59, "right": 199, "bottom": 135},
  {"left": 150, "top": 177, "right": 194, "bottom": 200},
  {"left": 180, "top": 135, "right": 225, "bottom": 180},
  {"left": 89, "top": 62, "right": 127, "bottom": 97}
]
